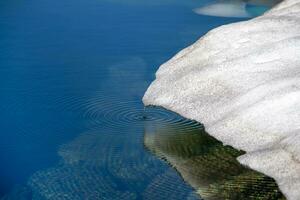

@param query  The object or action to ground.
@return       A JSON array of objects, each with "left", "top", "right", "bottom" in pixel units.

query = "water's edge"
[{"left": 143, "top": 0, "right": 300, "bottom": 199}]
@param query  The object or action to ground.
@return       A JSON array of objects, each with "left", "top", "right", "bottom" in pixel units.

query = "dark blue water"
[{"left": 0, "top": 0, "right": 283, "bottom": 199}]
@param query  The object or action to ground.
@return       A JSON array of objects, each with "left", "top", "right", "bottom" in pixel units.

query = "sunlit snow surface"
[{"left": 143, "top": 0, "right": 300, "bottom": 199}]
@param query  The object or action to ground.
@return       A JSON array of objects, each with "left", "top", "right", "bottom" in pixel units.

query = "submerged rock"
[
  {"left": 143, "top": 0, "right": 300, "bottom": 199},
  {"left": 144, "top": 120, "right": 284, "bottom": 199}
]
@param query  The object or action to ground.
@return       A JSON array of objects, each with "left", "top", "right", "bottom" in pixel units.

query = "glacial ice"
[{"left": 143, "top": 0, "right": 300, "bottom": 199}]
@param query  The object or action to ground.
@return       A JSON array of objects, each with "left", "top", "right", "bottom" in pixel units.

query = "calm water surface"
[{"left": 0, "top": 0, "right": 283, "bottom": 199}]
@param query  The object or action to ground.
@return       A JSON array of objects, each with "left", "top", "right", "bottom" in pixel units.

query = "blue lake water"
[{"left": 0, "top": 0, "right": 283, "bottom": 199}]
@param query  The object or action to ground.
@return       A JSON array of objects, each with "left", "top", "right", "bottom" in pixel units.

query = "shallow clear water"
[{"left": 0, "top": 0, "right": 282, "bottom": 199}]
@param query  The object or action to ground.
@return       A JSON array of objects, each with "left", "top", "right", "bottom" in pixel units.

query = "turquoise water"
[
  {"left": 0, "top": 0, "right": 281, "bottom": 199},
  {"left": 246, "top": 4, "right": 270, "bottom": 16}
]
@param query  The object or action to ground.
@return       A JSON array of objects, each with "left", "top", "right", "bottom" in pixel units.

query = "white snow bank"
[{"left": 143, "top": 0, "right": 300, "bottom": 199}]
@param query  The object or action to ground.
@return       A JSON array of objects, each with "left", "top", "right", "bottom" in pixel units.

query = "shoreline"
[{"left": 143, "top": 0, "right": 300, "bottom": 199}]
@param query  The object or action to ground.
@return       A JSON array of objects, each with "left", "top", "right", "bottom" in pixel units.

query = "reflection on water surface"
[{"left": 144, "top": 110, "right": 285, "bottom": 200}]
